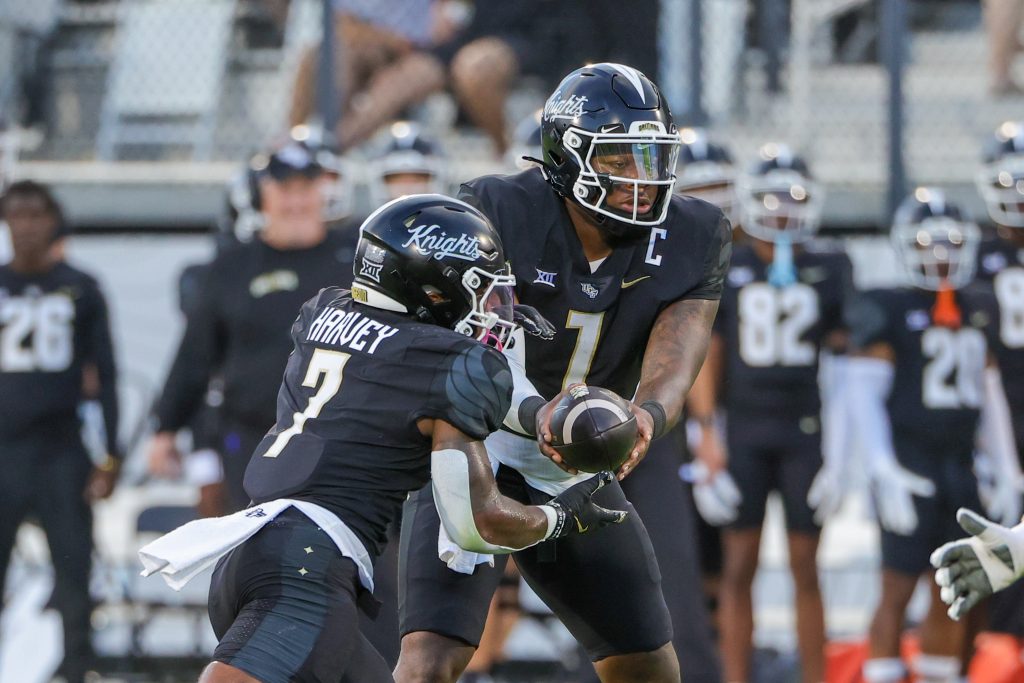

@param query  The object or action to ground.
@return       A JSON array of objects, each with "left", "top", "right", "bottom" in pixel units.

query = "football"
[{"left": 548, "top": 385, "right": 638, "bottom": 473}]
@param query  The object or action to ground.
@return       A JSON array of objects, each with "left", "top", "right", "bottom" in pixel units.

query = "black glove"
[
  {"left": 547, "top": 471, "right": 628, "bottom": 538},
  {"left": 513, "top": 304, "right": 556, "bottom": 341}
]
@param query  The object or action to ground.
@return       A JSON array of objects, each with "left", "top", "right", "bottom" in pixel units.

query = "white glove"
[
  {"left": 931, "top": 508, "right": 1024, "bottom": 620},
  {"left": 807, "top": 465, "right": 845, "bottom": 526},
  {"left": 868, "top": 458, "right": 936, "bottom": 536},
  {"left": 976, "top": 451, "right": 1024, "bottom": 527},
  {"left": 681, "top": 461, "right": 742, "bottom": 526}
]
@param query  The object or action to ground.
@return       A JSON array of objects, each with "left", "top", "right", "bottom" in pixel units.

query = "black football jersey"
[
  {"left": 847, "top": 284, "right": 1000, "bottom": 448},
  {"left": 715, "top": 244, "right": 852, "bottom": 416},
  {"left": 0, "top": 262, "right": 118, "bottom": 452},
  {"left": 242, "top": 287, "right": 513, "bottom": 558},
  {"left": 976, "top": 238, "right": 1024, "bottom": 440},
  {"left": 156, "top": 228, "right": 359, "bottom": 433},
  {"left": 459, "top": 168, "right": 731, "bottom": 402}
]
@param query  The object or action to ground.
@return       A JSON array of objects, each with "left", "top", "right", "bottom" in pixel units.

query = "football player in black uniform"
[
  {"left": 674, "top": 127, "right": 738, "bottom": 616},
  {"left": 972, "top": 120, "right": 1024, "bottom": 636},
  {"left": 395, "top": 63, "right": 731, "bottom": 683},
  {"left": 148, "top": 137, "right": 361, "bottom": 514},
  {"left": 849, "top": 189, "right": 1022, "bottom": 683},
  {"left": 141, "top": 194, "right": 623, "bottom": 683},
  {"left": 0, "top": 180, "right": 121, "bottom": 683},
  {"left": 686, "top": 145, "right": 849, "bottom": 683},
  {"left": 368, "top": 121, "right": 448, "bottom": 207}
]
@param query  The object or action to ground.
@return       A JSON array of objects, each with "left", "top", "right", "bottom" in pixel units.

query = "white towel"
[
  {"left": 437, "top": 521, "right": 495, "bottom": 574},
  {"left": 139, "top": 499, "right": 374, "bottom": 592}
]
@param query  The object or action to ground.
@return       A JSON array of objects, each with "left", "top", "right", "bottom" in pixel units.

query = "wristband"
[
  {"left": 691, "top": 414, "right": 714, "bottom": 428},
  {"left": 640, "top": 400, "right": 667, "bottom": 441},
  {"left": 519, "top": 395, "right": 546, "bottom": 438},
  {"left": 539, "top": 505, "right": 560, "bottom": 540}
]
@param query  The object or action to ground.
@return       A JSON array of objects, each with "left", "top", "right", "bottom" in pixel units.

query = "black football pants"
[
  {"left": 0, "top": 430, "right": 94, "bottom": 683},
  {"left": 620, "top": 424, "right": 724, "bottom": 683}
]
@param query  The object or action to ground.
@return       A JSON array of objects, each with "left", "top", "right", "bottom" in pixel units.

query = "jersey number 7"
[{"left": 263, "top": 348, "right": 351, "bottom": 458}]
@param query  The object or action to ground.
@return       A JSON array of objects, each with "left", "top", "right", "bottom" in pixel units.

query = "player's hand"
[
  {"left": 616, "top": 403, "right": 654, "bottom": 481},
  {"left": 148, "top": 431, "right": 183, "bottom": 478},
  {"left": 868, "top": 458, "right": 936, "bottom": 535},
  {"left": 681, "top": 460, "right": 742, "bottom": 526},
  {"left": 85, "top": 456, "right": 120, "bottom": 503},
  {"left": 807, "top": 464, "right": 846, "bottom": 526},
  {"left": 535, "top": 386, "right": 580, "bottom": 475},
  {"left": 513, "top": 304, "right": 556, "bottom": 341},
  {"left": 547, "top": 471, "right": 628, "bottom": 537},
  {"left": 931, "top": 508, "right": 1024, "bottom": 620}
]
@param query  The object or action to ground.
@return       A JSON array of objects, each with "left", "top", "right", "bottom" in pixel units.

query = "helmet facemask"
[
  {"left": 561, "top": 126, "right": 680, "bottom": 229},
  {"left": 451, "top": 266, "right": 517, "bottom": 350},
  {"left": 738, "top": 171, "right": 823, "bottom": 243},
  {"left": 892, "top": 216, "right": 980, "bottom": 291},
  {"left": 976, "top": 155, "right": 1024, "bottom": 229}
]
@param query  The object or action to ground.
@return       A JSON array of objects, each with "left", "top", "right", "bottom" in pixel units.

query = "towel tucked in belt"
[{"left": 139, "top": 498, "right": 374, "bottom": 592}]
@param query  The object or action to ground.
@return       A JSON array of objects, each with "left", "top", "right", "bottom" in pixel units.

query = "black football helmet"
[
  {"left": 891, "top": 187, "right": 980, "bottom": 291},
  {"left": 540, "top": 62, "right": 680, "bottom": 241},
  {"left": 977, "top": 121, "right": 1024, "bottom": 228},
  {"left": 290, "top": 124, "right": 352, "bottom": 222},
  {"left": 737, "top": 143, "right": 823, "bottom": 243},
  {"left": 675, "top": 127, "right": 736, "bottom": 218},
  {"left": 369, "top": 122, "right": 446, "bottom": 206},
  {"left": 507, "top": 108, "right": 543, "bottom": 171},
  {"left": 352, "top": 194, "right": 517, "bottom": 348}
]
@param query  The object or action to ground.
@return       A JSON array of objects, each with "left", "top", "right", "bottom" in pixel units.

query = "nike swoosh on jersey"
[
  {"left": 575, "top": 516, "right": 589, "bottom": 533},
  {"left": 621, "top": 275, "right": 651, "bottom": 289}
]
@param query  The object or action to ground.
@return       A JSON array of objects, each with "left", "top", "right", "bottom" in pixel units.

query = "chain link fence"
[{"left": 0, "top": 0, "right": 1013, "bottom": 225}]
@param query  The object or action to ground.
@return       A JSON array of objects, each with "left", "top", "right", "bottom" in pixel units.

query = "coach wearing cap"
[{"left": 148, "top": 140, "right": 358, "bottom": 513}]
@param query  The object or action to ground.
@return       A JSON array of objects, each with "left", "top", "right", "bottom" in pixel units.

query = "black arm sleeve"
[
  {"left": 83, "top": 281, "right": 120, "bottom": 457},
  {"left": 685, "top": 211, "right": 733, "bottom": 301},
  {"left": 154, "top": 266, "right": 225, "bottom": 432},
  {"left": 425, "top": 342, "right": 514, "bottom": 441}
]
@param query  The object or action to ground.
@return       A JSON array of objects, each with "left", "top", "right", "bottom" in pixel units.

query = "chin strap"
[
  {"left": 931, "top": 281, "right": 962, "bottom": 329},
  {"left": 767, "top": 236, "right": 797, "bottom": 287}
]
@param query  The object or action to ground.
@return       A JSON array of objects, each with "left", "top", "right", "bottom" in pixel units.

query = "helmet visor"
[{"left": 591, "top": 141, "right": 679, "bottom": 183}]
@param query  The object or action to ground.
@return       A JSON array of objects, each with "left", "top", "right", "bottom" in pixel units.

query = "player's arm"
[
  {"left": 685, "top": 330, "right": 725, "bottom": 473},
  {"left": 149, "top": 267, "right": 226, "bottom": 476},
  {"left": 82, "top": 282, "right": 122, "bottom": 500},
  {"left": 977, "top": 354, "right": 1024, "bottom": 525},
  {"left": 621, "top": 296, "right": 721, "bottom": 476},
  {"left": 426, "top": 418, "right": 626, "bottom": 551}
]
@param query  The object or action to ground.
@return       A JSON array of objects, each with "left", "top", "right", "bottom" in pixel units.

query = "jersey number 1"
[
  {"left": 263, "top": 349, "right": 350, "bottom": 458},
  {"left": 563, "top": 310, "right": 605, "bottom": 389}
]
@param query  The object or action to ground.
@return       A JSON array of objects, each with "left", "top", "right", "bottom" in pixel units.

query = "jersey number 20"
[
  {"left": 738, "top": 283, "right": 819, "bottom": 367},
  {"left": 0, "top": 295, "right": 75, "bottom": 372},
  {"left": 921, "top": 327, "right": 985, "bottom": 409}
]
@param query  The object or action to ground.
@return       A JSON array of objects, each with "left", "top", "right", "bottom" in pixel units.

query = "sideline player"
[
  {"left": 395, "top": 62, "right": 731, "bottom": 683},
  {"left": 140, "top": 194, "right": 624, "bottom": 683},
  {"left": 973, "top": 121, "right": 1024, "bottom": 635},
  {"left": 848, "top": 189, "right": 1022, "bottom": 683},
  {"left": 0, "top": 180, "right": 121, "bottom": 683},
  {"left": 687, "top": 145, "right": 850, "bottom": 683}
]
